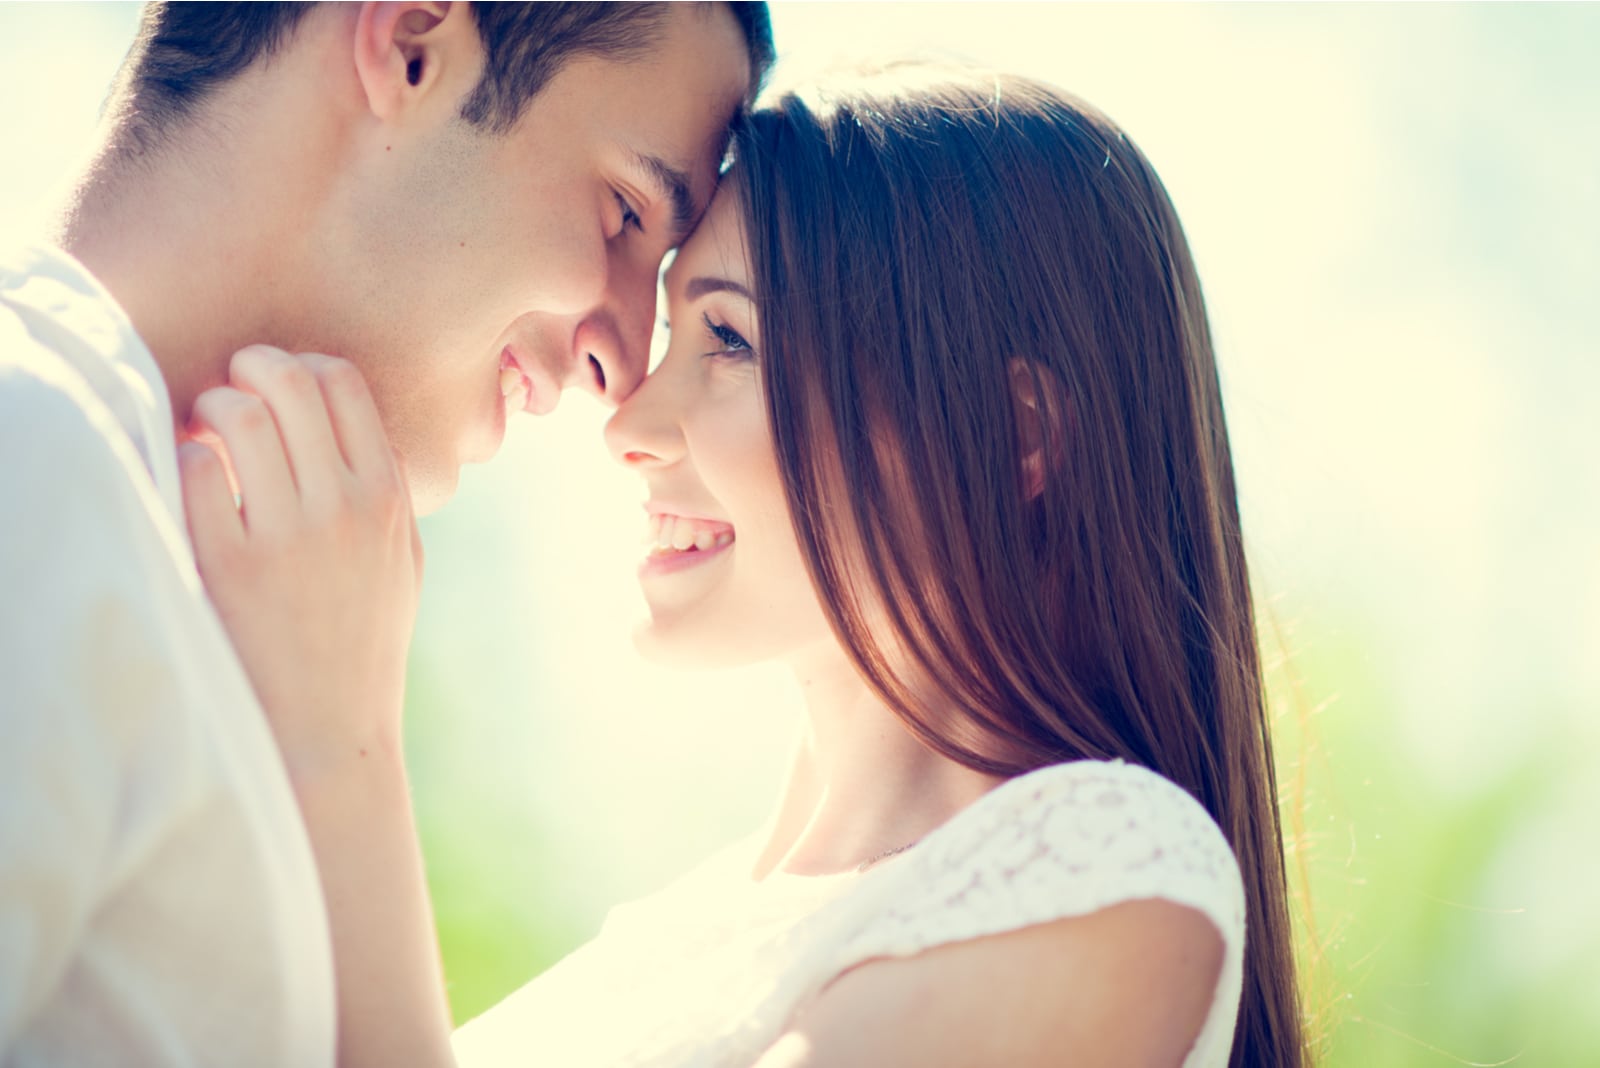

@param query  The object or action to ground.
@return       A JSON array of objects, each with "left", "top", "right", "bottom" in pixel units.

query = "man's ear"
[
  {"left": 352, "top": 2, "right": 468, "bottom": 122},
  {"left": 1010, "top": 357, "right": 1071, "bottom": 502}
]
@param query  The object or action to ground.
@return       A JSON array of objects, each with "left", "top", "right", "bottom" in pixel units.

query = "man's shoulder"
[
  {"left": 0, "top": 302, "right": 207, "bottom": 670},
  {"left": 0, "top": 304, "right": 192, "bottom": 610},
  {"left": 0, "top": 303, "right": 147, "bottom": 496},
  {"left": 1, "top": 240, "right": 164, "bottom": 459}
]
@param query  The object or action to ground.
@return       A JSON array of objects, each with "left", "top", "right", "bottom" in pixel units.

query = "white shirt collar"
[{"left": 0, "top": 243, "right": 183, "bottom": 524}]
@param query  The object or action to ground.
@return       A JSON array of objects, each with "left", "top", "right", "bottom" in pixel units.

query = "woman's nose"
[{"left": 604, "top": 364, "right": 684, "bottom": 469}]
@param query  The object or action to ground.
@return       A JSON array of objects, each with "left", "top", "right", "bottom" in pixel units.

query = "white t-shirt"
[
  {"left": 454, "top": 759, "right": 1245, "bottom": 1067},
  {"left": 0, "top": 245, "right": 336, "bottom": 1066}
]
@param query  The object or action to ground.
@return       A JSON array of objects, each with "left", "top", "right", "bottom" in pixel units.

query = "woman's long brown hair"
[{"left": 734, "top": 66, "right": 1305, "bottom": 1066}]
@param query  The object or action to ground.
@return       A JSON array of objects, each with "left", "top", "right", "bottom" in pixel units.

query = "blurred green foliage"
[{"left": 1268, "top": 615, "right": 1595, "bottom": 1066}]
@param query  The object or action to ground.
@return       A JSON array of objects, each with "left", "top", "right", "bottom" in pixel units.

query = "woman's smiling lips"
[{"left": 639, "top": 504, "right": 736, "bottom": 577}]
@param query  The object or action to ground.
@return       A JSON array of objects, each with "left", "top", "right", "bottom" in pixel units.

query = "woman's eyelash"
[
  {"left": 615, "top": 191, "right": 643, "bottom": 234},
  {"left": 702, "top": 313, "right": 752, "bottom": 357}
]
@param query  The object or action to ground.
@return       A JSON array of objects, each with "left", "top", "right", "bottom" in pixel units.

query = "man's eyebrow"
[
  {"left": 633, "top": 151, "right": 697, "bottom": 240},
  {"left": 685, "top": 276, "right": 753, "bottom": 302}
]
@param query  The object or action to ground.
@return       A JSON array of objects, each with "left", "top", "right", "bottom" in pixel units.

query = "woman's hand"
[
  {"left": 181, "top": 346, "right": 453, "bottom": 1067},
  {"left": 179, "top": 344, "right": 424, "bottom": 781}
]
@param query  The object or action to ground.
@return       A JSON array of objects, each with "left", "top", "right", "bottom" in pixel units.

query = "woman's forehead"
[{"left": 665, "top": 188, "right": 750, "bottom": 293}]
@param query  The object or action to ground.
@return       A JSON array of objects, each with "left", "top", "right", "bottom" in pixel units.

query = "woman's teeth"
[{"left": 648, "top": 514, "right": 734, "bottom": 556}]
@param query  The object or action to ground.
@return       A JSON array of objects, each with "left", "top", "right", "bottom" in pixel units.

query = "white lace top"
[{"left": 452, "top": 759, "right": 1245, "bottom": 1067}]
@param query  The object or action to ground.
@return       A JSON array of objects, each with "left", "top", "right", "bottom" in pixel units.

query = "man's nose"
[{"left": 576, "top": 260, "right": 656, "bottom": 406}]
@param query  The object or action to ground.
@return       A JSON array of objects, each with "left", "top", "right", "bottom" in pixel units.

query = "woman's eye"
[
  {"left": 702, "top": 313, "right": 753, "bottom": 359},
  {"left": 614, "top": 191, "right": 644, "bottom": 235}
]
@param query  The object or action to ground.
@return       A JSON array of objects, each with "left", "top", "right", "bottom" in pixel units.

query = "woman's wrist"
[
  {"left": 281, "top": 724, "right": 410, "bottom": 815},
  {"left": 286, "top": 727, "right": 456, "bottom": 1068}
]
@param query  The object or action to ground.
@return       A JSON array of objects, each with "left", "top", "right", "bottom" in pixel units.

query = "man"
[{"left": 0, "top": 3, "right": 771, "bottom": 1064}]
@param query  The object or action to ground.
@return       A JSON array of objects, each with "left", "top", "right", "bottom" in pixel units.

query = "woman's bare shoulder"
[{"left": 754, "top": 897, "right": 1223, "bottom": 1068}]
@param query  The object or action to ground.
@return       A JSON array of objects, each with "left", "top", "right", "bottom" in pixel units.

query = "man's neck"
[
  {"left": 57, "top": 145, "right": 278, "bottom": 433},
  {"left": 52, "top": 39, "right": 342, "bottom": 436}
]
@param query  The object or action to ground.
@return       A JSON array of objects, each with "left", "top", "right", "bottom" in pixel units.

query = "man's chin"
[
  {"left": 404, "top": 416, "right": 501, "bottom": 516},
  {"left": 406, "top": 463, "right": 459, "bottom": 518}
]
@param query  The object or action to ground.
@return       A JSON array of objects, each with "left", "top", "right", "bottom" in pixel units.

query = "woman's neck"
[{"left": 749, "top": 645, "right": 1003, "bottom": 880}]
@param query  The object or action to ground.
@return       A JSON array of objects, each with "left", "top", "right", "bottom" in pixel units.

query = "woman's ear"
[
  {"left": 352, "top": 2, "right": 467, "bottom": 122},
  {"left": 1010, "top": 358, "right": 1071, "bottom": 501}
]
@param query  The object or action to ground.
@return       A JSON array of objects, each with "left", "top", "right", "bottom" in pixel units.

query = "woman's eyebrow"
[
  {"left": 632, "top": 150, "right": 697, "bottom": 240},
  {"left": 685, "top": 276, "right": 753, "bottom": 302}
]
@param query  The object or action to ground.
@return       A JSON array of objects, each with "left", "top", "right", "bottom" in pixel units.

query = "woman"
[{"left": 183, "top": 65, "right": 1304, "bottom": 1066}]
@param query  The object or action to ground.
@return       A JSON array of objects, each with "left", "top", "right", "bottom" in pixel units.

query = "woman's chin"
[{"left": 630, "top": 615, "right": 766, "bottom": 671}]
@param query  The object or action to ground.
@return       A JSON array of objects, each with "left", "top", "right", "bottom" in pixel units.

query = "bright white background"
[{"left": 2, "top": 4, "right": 1595, "bottom": 1063}]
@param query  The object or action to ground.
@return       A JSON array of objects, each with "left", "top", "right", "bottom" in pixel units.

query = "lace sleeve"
[{"left": 825, "top": 759, "right": 1246, "bottom": 1059}]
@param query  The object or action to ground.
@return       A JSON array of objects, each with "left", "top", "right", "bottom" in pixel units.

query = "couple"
[{"left": 0, "top": 3, "right": 1303, "bottom": 1067}]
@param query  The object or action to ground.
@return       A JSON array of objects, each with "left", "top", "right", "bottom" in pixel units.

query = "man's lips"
[{"left": 499, "top": 346, "right": 555, "bottom": 416}]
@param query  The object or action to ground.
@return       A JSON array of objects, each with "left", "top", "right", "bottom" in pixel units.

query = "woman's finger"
[
  {"left": 190, "top": 385, "right": 299, "bottom": 537},
  {"left": 298, "top": 352, "right": 400, "bottom": 486},
  {"left": 226, "top": 345, "right": 348, "bottom": 506},
  {"left": 177, "top": 439, "right": 243, "bottom": 574}
]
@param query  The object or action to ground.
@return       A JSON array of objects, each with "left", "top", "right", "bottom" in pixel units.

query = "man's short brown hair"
[{"left": 113, "top": 2, "right": 774, "bottom": 148}]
